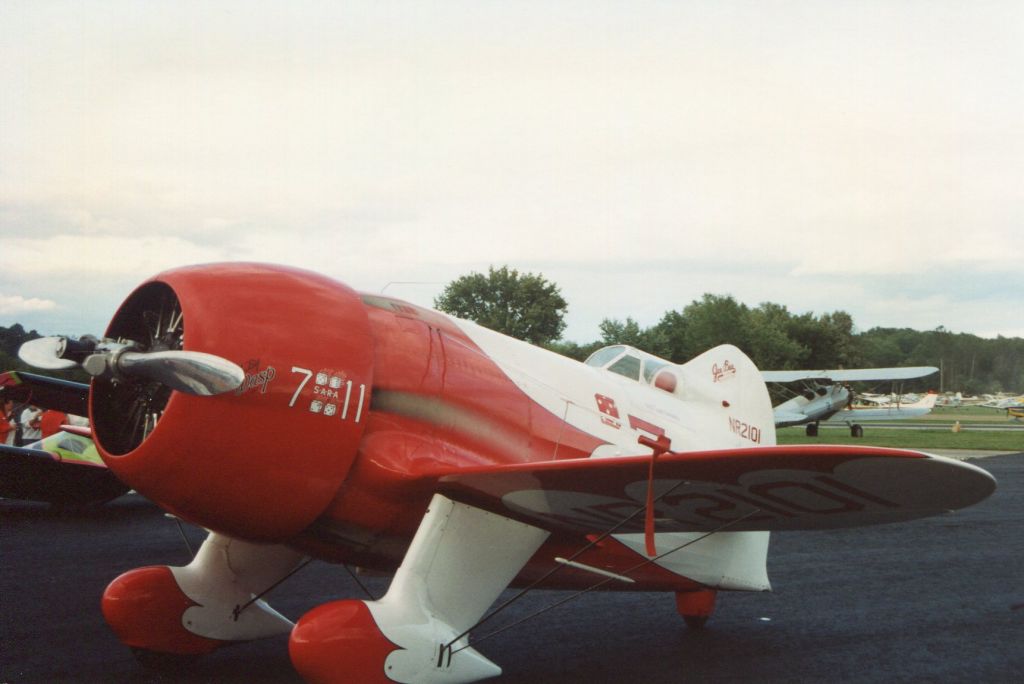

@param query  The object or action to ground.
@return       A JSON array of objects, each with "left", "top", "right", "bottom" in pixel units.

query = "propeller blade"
[
  {"left": 19, "top": 335, "right": 243, "bottom": 397},
  {"left": 18, "top": 337, "right": 80, "bottom": 370},
  {"left": 115, "top": 350, "right": 245, "bottom": 396}
]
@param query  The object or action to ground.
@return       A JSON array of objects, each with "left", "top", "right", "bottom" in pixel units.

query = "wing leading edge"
[
  {"left": 436, "top": 445, "right": 995, "bottom": 535},
  {"left": 762, "top": 367, "right": 938, "bottom": 383}
]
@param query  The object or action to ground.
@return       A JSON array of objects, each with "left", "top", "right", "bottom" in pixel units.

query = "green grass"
[
  {"left": 776, "top": 426, "right": 1023, "bottom": 451},
  {"left": 775, "top": 403, "right": 1024, "bottom": 451}
]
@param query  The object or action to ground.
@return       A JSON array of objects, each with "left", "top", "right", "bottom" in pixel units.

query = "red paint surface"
[
  {"left": 675, "top": 588, "right": 717, "bottom": 618},
  {"left": 95, "top": 264, "right": 374, "bottom": 541},
  {"left": 290, "top": 600, "right": 398, "bottom": 684},
  {"left": 101, "top": 566, "right": 221, "bottom": 655}
]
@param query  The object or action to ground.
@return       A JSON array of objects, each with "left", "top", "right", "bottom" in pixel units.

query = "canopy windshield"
[{"left": 584, "top": 345, "right": 672, "bottom": 384}]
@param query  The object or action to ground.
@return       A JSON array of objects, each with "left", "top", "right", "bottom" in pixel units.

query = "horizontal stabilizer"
[
  {"left": 437, "top": 445, "right": 995, "bottom": 534},
  {"left": 0, "top": 371, "right": 89, "bottom": 416}
]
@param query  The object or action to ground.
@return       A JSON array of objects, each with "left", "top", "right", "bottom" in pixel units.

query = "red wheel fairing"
[
  {"left": 102, "top": 566, "right": 221, "bottom": 655},
  {"left": 290, "top": 600, "right": 399, "bottom": 684}
]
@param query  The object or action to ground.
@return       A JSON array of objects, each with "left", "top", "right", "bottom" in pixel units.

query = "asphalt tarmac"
[{"left": 2, "top": 453, "right": 1022, "bottom": 683}]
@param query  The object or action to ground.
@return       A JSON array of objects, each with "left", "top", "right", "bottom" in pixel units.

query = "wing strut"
[{"left": 640, "top": 433, "right": 672, "bottom": 556}]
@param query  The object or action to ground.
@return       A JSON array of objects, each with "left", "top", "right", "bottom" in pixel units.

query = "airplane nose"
[{"left": 88, "top": 264, "right": 376, "bottom": 542}]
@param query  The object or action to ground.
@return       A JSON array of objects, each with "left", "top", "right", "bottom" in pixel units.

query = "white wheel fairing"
[
  {"left": 293, "top": 495, "right": 549, "bottom": 684},
  {"left": 171, "top": 533, "right": 301, "bottom": 641}
]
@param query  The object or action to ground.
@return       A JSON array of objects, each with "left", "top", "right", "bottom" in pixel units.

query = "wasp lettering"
[{"left": 236, "top": 365, "right": 277, "bottom": 396}]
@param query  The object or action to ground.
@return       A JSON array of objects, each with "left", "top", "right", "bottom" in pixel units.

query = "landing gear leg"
[{"left": 676, "top": 589, "right": 716, "bottom": 630}]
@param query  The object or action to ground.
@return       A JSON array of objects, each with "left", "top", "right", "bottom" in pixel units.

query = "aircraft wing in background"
[
  {"left": 761, "top": 367, "right": 938, "bottom": 384},
  {"left": 827, "top": 392, "right": 939, "bottom": 423},
  {"left": 0, "top": 370, "right": 89, "bottom": 415},
  {"left": 0, "top": 432, "right": 129, "bottom": 505},
  {"left": 0, "top": 371, "right": 128, "bottom": 505}
]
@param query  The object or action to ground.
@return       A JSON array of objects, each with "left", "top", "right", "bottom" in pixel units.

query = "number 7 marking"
[{"left": 289, "top": 367, "right": 313, "bottom": 407}]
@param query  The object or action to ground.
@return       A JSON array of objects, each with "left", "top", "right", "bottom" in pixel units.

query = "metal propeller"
[
  {"left": 17, "top": 335, "right": 96, "bottom": 370},
  {"left": 19, "top": 336, "right": 244, "bottom": 397}
]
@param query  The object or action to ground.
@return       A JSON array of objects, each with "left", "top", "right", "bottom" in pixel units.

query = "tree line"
[
  {"left": 3, "top": 267, "right": 1020, "bottom": 394},
  {"left": 551, "top": 302, "right": 1023, "bottom": 395},
  {"left": 0, "top": 323, "right": 40, "bottom": 374},
  {"left": 436, "top": 267, "right": 1023, "bottom": 394}
]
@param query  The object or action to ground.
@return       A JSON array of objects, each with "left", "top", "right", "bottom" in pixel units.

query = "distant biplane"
[{"left": 762, "top": 366, "right": 939, "bottom": 437}]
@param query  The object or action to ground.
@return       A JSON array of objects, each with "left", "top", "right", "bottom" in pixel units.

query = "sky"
[{"left": 2, "top": 1, "right": 1022, "bottom": 345}]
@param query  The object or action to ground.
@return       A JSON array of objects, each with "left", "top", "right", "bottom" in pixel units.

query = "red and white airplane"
[{"left": 19, "top": 263, "right": 996, "bottom": 683}]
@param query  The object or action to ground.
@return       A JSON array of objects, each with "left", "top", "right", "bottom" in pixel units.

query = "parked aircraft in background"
[
  {"left": 17, "top": 264, "right": 994, "bottom": 684},
  {"left": 762, "top": 366, "right": 938, "bottom": 437},
  {"left": 824, "top": 391, "right": 938, "bottom": 428},
  {"left": 0, "top": 371, "right": 129, "bottom": 506},
  {"left": 980, "top": 395, "right": 1024, "bottom": 410}
]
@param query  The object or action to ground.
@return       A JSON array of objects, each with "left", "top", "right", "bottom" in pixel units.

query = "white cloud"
[
  {"left": 0, "top": 294, "right": 57, "bottom": 315},
  {"left": 1, "top": 235, "right": 228, "bottom": 279}
]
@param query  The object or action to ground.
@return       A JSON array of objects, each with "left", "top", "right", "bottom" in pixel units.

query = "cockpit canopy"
[{"left": 584, "top": 345, "right": 679, "bottom": 393}]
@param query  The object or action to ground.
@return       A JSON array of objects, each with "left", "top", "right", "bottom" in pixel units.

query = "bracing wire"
[
  {"left": 343, "top": 564, "right": 379, "bottom": 601},
  {"left": 446, "top": 507, "right": 761, "bottom": 656},
  {"left": 442, "top": 475, "right": 696, "bottom": 651},
  {"left": 232, "top": 558, "right": 314, "bottom": 622}
]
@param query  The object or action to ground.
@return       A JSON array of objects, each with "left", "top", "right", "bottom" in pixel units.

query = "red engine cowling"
[{"left": 91, "top": 263, "right": 374, "bottom": 542}]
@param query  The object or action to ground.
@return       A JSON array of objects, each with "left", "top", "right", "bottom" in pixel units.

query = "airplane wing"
[
  {"left": 772, "top": 410, "right": 814, "bottom": 427},
  {"left": 435, "top": 445, "right": 995, "bottom": 534},
  {"left": 762, "top": 367, "right": 938, "bottom": 383},
  {"left": 0, "top": 370, "right": 89, "bottom": 415},
  {"left": 827, "top": 393, "right": 939, "bottom": 422},
  {"left": 0, "top": 440, "right": 128, "bottom": 505}
]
